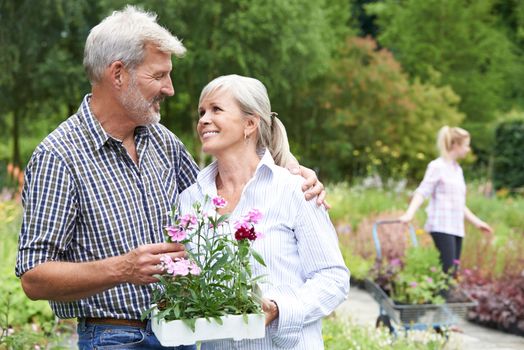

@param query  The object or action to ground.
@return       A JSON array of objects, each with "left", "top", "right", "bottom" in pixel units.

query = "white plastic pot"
[{"left": 151, "top": 310, "right": 265, "bottom": 346}]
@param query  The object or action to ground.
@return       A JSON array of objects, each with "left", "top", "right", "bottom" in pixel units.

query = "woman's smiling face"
[{"left": 197, "top": 89, "right": 249, "bottom": 157}]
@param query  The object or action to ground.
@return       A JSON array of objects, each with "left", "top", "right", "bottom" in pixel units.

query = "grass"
[{"left": 328, "top": 182, "right": 406, "bottom": 229}]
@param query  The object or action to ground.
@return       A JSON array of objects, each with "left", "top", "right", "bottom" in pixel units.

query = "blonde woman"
[
  {"left": 399, "top": 126, "right": 493, "bottom": 274},
  {"left": 179, "top": 74, "right": 349, "bottom": 349}
]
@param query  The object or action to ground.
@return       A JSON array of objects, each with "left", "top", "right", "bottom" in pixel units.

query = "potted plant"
[
  {"left": 142, "top": 195, "right": 266, "bottom": 346},
  {"left": 369, "top": 246, "right": 467, "bottom": 324},
  {"left": 373, "top": 246, "right": 455, "bottom": 305}
]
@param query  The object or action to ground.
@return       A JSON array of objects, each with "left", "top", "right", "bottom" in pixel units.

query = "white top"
[
  {"left": 415, "top": 157, "right": 467, "bottom": 237},
  {"left": 179, "top": 150, "right": 350, "bottom": 349}
]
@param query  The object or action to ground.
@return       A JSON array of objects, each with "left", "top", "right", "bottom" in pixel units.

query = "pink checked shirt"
[{"left": 415, "top": 157, "right": 466, "bottom": 237}]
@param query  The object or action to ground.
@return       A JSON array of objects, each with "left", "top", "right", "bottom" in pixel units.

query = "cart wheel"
[{"left": 376, "top": 315, "right": 394, "bottom": 333}]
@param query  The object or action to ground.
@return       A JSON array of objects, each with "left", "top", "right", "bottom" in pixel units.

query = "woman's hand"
[
  {"left": 476, "top": 221, "right": 493, "bottom": 234},
  {"left": 262, "top": 298, "right": 279, "bottom": 326},
  {"left": 398, "top": 212, "right": 414, "bottom": 223}
]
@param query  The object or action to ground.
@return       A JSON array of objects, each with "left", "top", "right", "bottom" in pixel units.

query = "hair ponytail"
[
  {"left": 437, "top": 125, "right": 470, "bottom": 159},
  {"left": 267, "top": 115, "right": 293, "bottom": 167}
]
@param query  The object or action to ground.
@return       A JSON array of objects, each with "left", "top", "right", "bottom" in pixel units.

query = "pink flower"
[
  {"left": 160, "top": 255, "right": 172, "bottom": 265},
  {"left": 189, "top": 261, "right": 201, "bottom": 275},
  {"left": 426, "top": 277, "right": 433, "bottom": 283},
  {"left": 180, "top": 214, "right": 197, "bottom": 229},
  {"left": 165, "top": 225, "right": 187, "bottom": 242},
  {"left": 390, "top": 258, "right": 401, "bottom": 267},
  {"left": 234, "top": 218, "right": 250, "bottom": 230},
  {"left": 169, "top": 258, "right": 190, "bottom": 276},
  {"left": 430, "top": 266, "right": 438, "bottom": 273},
  {"left": 409, "top": 281, "right": 418, "bottom": 288},
  {"left": 246, "top": 209, "right": 263, "bottom": 224},
  {"left": 161, "top": 255, "right": 200, "bottom": 277},
  {"left": 453, "top": 259, "right": 461, "bottom": 266},
  {"left": 212, "top": 196, "right": 228, "bottom": 208}
]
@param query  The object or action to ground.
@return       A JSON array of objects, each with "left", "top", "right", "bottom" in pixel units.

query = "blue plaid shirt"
[{"left": 16, "top": 94, "right": 199, "bottom": 320}]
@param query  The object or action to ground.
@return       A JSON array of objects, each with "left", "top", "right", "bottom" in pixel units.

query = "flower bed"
[{"left": 461, "top": 270, "right": 524, "bottom": 337}]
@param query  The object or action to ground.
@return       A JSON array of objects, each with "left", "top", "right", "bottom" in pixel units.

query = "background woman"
[
  {"left": 399, "top": 126, "right": 493, "bottom": 275},
  {"left": 179, "top": 74, "right": 349, "bottom": 349}
]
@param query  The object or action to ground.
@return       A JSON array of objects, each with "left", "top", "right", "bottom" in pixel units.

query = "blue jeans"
[{"left": 77, "top": 318, "right": 196, "bottom": 350}]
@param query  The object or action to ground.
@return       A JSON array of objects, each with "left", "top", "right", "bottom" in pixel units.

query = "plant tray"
[
  {"left": 365, "top": 279, "right": 477, "bottom": 326},
  {"left": 151, "top": 310, "right": 265, "bottom": 346}
]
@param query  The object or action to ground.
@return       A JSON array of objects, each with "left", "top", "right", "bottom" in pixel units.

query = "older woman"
[{"left": 179, "top": 74, "right": 349, "bottom": 349}]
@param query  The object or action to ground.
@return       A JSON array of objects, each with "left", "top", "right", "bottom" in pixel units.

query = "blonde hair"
[
  {"left": 198, "top": 74, "right": 293, "bottom": 167},
  {"left": 84, "top": 5, "right": 186, "bottom": 84},
  {"left": 437, "top": 126, "right": 470, "bottom": 159}
]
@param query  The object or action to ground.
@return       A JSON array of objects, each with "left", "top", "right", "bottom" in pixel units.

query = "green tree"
[
  {"left": 366, "top": 0, "right": 519, "bottom": 159},
  {"left": 313, "top": 37, "right": 463, "bottom": 181},
  {"left": 0, "top": 0, "right": 93, "bottom": 167}
]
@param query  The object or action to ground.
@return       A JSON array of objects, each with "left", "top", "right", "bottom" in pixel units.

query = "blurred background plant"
[
  {"left": 0, "top": 202, "right": 76, "bottom": 349},
  {"left": 322, "top": 315, "right": 459, "bottom": 349}
]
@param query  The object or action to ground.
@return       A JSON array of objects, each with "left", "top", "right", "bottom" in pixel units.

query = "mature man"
[{"left": 15, "top": 5, "right": 323, "bottom": 349}]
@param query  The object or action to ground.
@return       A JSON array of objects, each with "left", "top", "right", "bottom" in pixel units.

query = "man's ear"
[{"left": 108, "top": 60, "right": 125, "bottom": 89}]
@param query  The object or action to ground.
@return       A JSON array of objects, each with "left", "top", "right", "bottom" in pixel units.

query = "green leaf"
[{"left": 251, "top": 249, "right": 267, "bottom": 267}]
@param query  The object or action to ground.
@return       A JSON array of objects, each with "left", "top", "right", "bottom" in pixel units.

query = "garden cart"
[{"left": 365, "top": 220, "right": 476, "bottom": 334}]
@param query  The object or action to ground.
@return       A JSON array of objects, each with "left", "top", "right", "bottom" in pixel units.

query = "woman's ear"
[{"left": 245, "top": 115, "right": 260, "bottom": 137}]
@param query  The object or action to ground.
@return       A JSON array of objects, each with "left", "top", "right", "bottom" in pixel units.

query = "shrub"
[
  {"left": 461, "top": 269, "right": 524, "bottom": 336},
  {"left": 318, "top": 36, "right": 463, "bottom": 182},
  {"left": 493, "top": 120, "right": 524, "bottom": 192}
]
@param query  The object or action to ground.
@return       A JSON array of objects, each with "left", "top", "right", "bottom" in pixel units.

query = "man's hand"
[
  {"left": 119, "top": 242, "right": 186, "bottom": 285},
  {"left": 291, "top": 165, "right": 329, "bottom": 208}
]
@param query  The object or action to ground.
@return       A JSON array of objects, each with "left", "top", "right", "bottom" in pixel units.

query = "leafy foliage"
[
  {"left": 461, "top": 270, "right": 524, "bottom": 336},
  {"left": 366, "top": 0, "right": 523, "bottom": 159},
  {"left": 315, "top": 37, "right": 463, "bottom": 181},
  {"left": 0, "top": 0, "right": 93, "bottom": 165},
  {"left": 493, "top": 120, "right": 524, "bottom": 192},
  {"left": 0, "top": 201, "right": 75, "bottom": 348},
  {"left": 372, "top": 246, "right": 454, "bottom": 305}
]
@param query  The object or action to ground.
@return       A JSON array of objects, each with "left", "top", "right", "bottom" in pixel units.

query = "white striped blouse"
[{"left": 179, "top": 150, "right": 350, "bottom": 349}]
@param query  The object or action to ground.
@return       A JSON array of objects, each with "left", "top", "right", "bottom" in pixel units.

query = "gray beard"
[{"left": 119, "top": 77, "right": 162, "bottom": 126}]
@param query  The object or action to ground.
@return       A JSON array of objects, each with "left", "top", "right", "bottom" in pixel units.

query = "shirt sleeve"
[
  {"left": 15, "top": 150, "right": 77, "bottom": 277},
  {"left": 265, "top": 185, "right": 350, "bottom": 348},
  {"left": 415, "top": 161, "right": 441, "bottom": 199}
]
